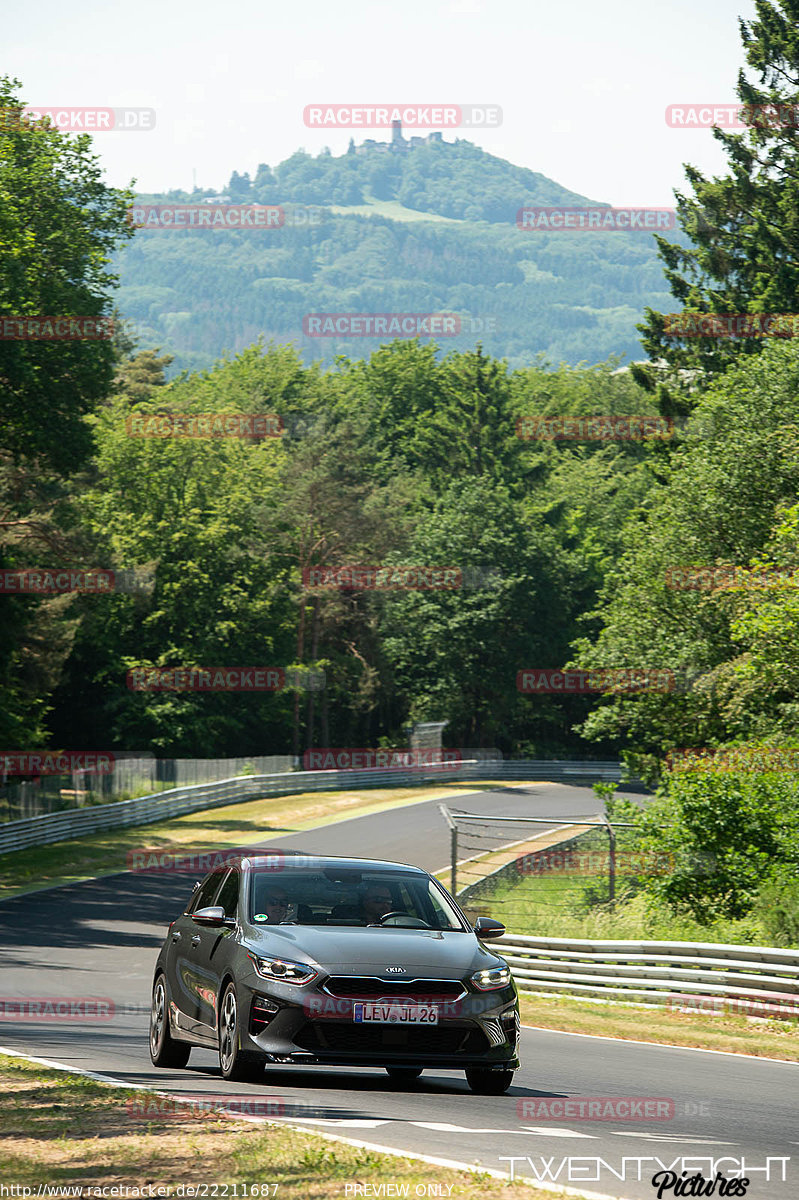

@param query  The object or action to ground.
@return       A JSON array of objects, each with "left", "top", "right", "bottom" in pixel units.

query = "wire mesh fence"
[
  {"left": 0, "top": 755, "right": 295, "bottom": 822},
  {"left": 439, "top": 806, "right": 667, "bottom": 935}
]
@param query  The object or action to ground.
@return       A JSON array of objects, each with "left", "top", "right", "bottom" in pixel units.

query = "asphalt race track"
[{"left": 1, "top": 783, "right": 796, "bottom": 1200}]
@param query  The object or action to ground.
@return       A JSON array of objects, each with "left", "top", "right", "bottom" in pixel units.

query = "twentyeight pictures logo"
[{"left": 303, "top": 104, "right": 502, "bottom": 128}]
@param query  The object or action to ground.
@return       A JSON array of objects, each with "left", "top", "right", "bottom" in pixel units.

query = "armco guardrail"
[
  {"left": 0, "top": 759, "right": 640, "bottom": 857},
  {"left": 0, "top": 764, "right": 466, "bottom": 856},
  {"left": 496, "top": 933, "right": 799, "bottom": 1015}
]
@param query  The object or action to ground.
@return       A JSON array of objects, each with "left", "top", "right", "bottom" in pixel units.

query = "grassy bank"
[
  {"left": 517, "top": 993, "right": 799, "bottom": 1060},
  {"left": 0, "top": 1054, "right": 573, "bottom": 1198},
  {"left": 465, "top": 825, "right": 775, "bottom": 946}
]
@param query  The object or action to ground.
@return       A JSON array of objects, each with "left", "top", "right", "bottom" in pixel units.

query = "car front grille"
[
  {"left": 294, "top": 1021, "right": 488, "bottom": 1056},
  {"left": 321, "top": 976, "right": 466, "bottom": 1001}
]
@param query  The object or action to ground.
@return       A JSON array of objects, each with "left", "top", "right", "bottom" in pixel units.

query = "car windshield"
[{"left": 247, "top": 867, "right": 465, "bottom": 930}]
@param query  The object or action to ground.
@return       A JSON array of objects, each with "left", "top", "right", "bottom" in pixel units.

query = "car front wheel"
[
  {"left": 218, "top": 983, "right": 264, "bottom": 1082},
  {"left": 465, "top": 1068, "right": 514, "bottom": 1095},
  {"left": 150, "top": 975, "right": 191, "bottom": 1068}
]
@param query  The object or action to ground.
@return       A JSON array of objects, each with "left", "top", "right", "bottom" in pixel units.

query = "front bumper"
[{"left": 240, "top": 974, "right": 521, "bottom": 1070}]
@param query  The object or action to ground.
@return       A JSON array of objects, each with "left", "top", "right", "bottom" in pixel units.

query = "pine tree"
[{"left": 635, "top": 0, "right": 799, "bottom": 413}]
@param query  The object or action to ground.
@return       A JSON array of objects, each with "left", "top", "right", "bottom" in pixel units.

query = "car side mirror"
[
  {"left": 192, "top": 905, "right": 235, "bottom": 928},
  {"left": 474, "top": 916, "right": 505, "bottom": 940}
]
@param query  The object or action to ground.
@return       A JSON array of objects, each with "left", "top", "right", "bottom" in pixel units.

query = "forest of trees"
[{"left": 4, "top": 0, "right": 799, "bottom": 937}]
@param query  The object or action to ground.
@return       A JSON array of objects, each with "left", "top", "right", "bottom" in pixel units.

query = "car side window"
[
  {"left": 188, "top": 871, "right": 224, "bottom": 913},
  {"left": 215, "top": 869, "right": 239, "bottom": 918}
]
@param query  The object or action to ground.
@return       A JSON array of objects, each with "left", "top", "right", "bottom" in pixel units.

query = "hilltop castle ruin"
[{"left": 355, "top": 120, "right": 445, "bottom": 155}]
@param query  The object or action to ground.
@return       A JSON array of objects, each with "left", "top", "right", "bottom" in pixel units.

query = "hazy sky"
[{"left": 6, "top": 0, "right": 758, "bottom": 205}]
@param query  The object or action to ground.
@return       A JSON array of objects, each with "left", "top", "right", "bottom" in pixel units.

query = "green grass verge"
[
  {"left": 464, "top": 827, "right": 776, "bottom": 946},
  {"left": 518, "top": 992, "right": 799, "bottom": 1060},
  {"left": 0, "top": 1054, "right": 575, "bottom": 1197}
]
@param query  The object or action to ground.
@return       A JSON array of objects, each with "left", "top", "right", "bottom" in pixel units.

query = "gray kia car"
[{"left": 149, "top": 852, "right": 519, "bottom": 1093}]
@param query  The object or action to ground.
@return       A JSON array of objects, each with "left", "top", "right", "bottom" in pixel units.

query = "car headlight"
[
  {"left": 247, "top": 953, "right": 317, "bottom": 985},
  {"left": 471, "top": 964, "right": 511, "bottom": 991}
]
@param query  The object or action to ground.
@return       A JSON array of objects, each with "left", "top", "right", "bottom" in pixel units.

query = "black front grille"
[
  {"left": 322, "top": 977, "right": 465, "bottom": 1000},
  {"left": 295, "top": 1021, "right": 488, "bottom": 1056}
]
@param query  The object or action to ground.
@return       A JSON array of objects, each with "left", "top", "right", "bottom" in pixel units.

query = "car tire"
[
  {"left": 150, "top": 975, "right": 191, "bottom": 1069},
  {"left": 465, "top": 1068, "right": 515, "bottom": 1095},
  {"left": 218, "top": 983, "right": 265, "bottom": 1082},
  {"left": 385, "top": 1067, "right": 423, "bottom": 1085}
]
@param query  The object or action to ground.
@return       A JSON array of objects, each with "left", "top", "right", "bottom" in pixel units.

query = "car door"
[
  {"left": 167, "top": 870, "right": 225, "bottom": 1041},
  {"left": 189, "top": 866, "right": 240, "bottom": 1044}
]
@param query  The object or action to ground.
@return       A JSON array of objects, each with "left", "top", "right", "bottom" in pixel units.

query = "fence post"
[
  {"left": 602, "top": 814, "right": 616, "bottom": 902},
  {"left": 438, "top": 804, "right": 458, "bottom": 895}
]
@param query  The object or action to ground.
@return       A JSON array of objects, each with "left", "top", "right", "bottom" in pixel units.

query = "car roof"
[{"left": 237, "top": 852, "right": 427, "bottom": 873}]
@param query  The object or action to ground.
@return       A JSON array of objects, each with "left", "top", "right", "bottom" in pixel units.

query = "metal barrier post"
[{"left": 438, "top": 803, "right": 458, "bottom": 895}]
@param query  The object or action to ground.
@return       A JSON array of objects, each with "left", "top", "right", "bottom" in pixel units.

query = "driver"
[
  {"left": 358, "top": 884, "right": 393, "bottom": 924},
  {"left": 262, "top": 888, "right": 293, "bottom": 924}
]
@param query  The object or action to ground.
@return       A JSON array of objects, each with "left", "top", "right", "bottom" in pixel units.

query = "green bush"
[{"left": 753, "top": 867, "right": 799, "bottom": 947}]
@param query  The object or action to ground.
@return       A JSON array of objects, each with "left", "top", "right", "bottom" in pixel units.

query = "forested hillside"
[{"left": 115, "top": 137, "right": 674, "bottom": 374}]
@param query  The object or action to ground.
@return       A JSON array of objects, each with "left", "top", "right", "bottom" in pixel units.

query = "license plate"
[{"left": 353, "top": 1002, "right": 439, "bottom": 1024}]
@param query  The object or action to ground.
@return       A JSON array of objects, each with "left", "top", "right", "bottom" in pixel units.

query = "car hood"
[{"left": 242, "top": 925, "right": 502, "bottom": 976}]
